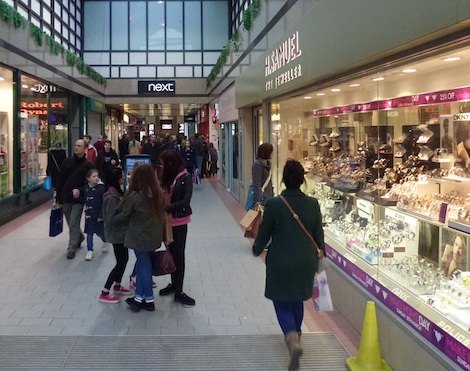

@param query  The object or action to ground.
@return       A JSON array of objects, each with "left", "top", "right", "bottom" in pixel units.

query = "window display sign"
[
  {"left": 326, "top": 244, "right": 470, "bottom": 371},
  {"left": 124, "top": 154, "right": 151, "bottom": 189},
  {"left": 27, "top": 117, "right": 38, "bottom": 188}
]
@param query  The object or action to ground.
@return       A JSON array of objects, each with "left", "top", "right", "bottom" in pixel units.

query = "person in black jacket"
[
  {"left": 95, "top": 140, "right": 119, "bottom": 183},
  {"left": 56, "top": 139, "right": 94, "bottom": 259},
  {"left": 159, "top": 150, "right": 195, "bottom": 306},
  {"left": 142, "top": 134, "right": 161, "bottom": 167},
  {"left": 46, "top": 140, "right": 66, "bottom": 188}
]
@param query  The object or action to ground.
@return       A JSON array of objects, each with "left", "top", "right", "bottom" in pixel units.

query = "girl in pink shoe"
[{"left": 99, "top": 167, "right": 133, "bottom": 303}]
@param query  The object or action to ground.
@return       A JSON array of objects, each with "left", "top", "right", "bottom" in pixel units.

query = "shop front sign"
[
  {"left": 20, "top": 101, "right": 65, "bottom": 116},
  {"left": 138, "top": 80, "right": 176, "bottom": 95},
  {"left": 265, "top": 31, "right": 302, "bottom": 92}
]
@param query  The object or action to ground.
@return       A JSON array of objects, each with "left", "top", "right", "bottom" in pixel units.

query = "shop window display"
[
  {"left": 270, "top": 46, "right": 470, "bottom": 353},
  {"left": 0, "top": 67, "right": 13, "bottom": 197}
]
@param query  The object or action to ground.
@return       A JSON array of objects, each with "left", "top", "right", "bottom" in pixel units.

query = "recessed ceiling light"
[
  {"left": 331, "top": 88, "right": 341, "bottom": 92},
  {"left": 304, "top": 96, "right": 312, "bottom": 99},
  {"left": 22, "top": 84, "right": 28, "bottom": 88},
  {"left": 372, "top": 77, "right": 385, "bottom": 81},
  {"left": 349, "top": 83, "right": 360, "bottom": 87},
  {"left": 0, "top": 77, "right": 4, "bottom": 81},
  {"left": 402, "top": 68, "right": 417, "bottom": 73},
  {"left": 316, "top": 93, "right": 325, "bottom": 96},
  {"left": 443, "top": 56, "right": 461, "bottom": 62}
]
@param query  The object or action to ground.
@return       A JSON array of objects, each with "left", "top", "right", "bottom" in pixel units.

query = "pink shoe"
[
  {"left": 99, "top": 294, "right": 120, "bottom": 303},
  {"left": 113, "top": 286, "right": 133, "bottom": 296}
]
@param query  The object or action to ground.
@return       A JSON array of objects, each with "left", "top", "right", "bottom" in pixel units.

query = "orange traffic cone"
[{"left": 346, "top": 301, "right": 392, "bottom": 371}]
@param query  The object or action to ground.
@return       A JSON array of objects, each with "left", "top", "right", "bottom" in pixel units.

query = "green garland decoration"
[
  {"left": 30, "top": 23, "right": 43, "bottom": 47},
  {"left": 206, "top": 0, "right": 265, "bottom": 90},
  {"left": 0, "top": 0, "right": 106, "bottom": 86}
]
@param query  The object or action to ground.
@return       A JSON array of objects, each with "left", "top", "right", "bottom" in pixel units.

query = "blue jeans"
[
  {"left": 195, "top": 156, "right": 203, "bottom": 175},
  {"left": 134, "top": 250, "right": 154, "bottom": 302},
  {"left": 273, "top": 301, "right": 304, "bottom": 334},
  {"left": 86, "top": 230, "right": 106, "bottom": 251}
]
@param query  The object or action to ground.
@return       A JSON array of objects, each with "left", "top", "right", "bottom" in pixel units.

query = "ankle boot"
[{"left": 285, "top": 331, "right": 303, "bottom": 371}]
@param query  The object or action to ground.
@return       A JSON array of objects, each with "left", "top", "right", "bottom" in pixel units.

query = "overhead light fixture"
[
  {"left": 402, "top": 68, "right": 417, "bottom": 73},
  {"left": 316, "top": 93, "right": 325, "bottom": 96},
  {"left": 349, "top": 83, "right": 360, "bottom": 87},
  {"left": 331, "top": 88, "right": 341, "bottom": 92},
  {"left": 22, "top": 84, "right": 28, "bottom": 88},
  {"left": 0, "top": 69, "right": 4, "bottom": 81},
  {"left": 304, "top": 96, "right": 312, "bottom": 99},
  {"left": 443, "top": 56, "right": 461, "bottom": 62},
  {"left": 372, "top": 77, "right": 385, "bottom": 81}
]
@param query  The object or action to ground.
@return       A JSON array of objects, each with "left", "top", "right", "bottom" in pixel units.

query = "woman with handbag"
[
  {"left": 122, "top": 163, "right": 165, "bottom": 312},
  {"left": 246, "top": 143, "right": 274, "bottom": 210},
  {"left": 253, "top": 160, "right": 325, "bottom": 371},
  {"left": 158, "top": 150, "right": 195, "bottom": 306}
]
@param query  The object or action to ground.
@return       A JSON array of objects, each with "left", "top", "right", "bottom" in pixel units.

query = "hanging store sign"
[
  {"left": 138, "top": 80, "right": 176, "bottom": 95},
  {"left": 265, "top": 31, "right": 302, "bottom": 92}
]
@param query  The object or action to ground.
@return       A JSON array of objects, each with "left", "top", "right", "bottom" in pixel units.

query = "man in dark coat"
[
  {"left": 56, "top": 139, "right": 94, "bottom": 259},
  {"left": 142, "top": 134, "right": 161, "bottom": 167},
  {"left": 191, "top": 134, "right": 204, "bottom": 176}
]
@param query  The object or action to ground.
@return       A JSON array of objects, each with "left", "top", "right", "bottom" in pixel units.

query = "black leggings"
[
  {"left": 104, "top": 243, "right": 129, "bottom": 290},
  {"left": 169, "top": 224, "right": 188, "bottom": 294}
]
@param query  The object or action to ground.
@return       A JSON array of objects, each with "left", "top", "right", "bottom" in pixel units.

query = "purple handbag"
[{"left": 151, "top": 248, "right": 176, "bottom": 276}]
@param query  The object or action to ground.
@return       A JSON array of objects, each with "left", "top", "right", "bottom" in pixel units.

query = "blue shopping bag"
[{"left": 42, "top": 176, "right": 52, "bottom": 191}]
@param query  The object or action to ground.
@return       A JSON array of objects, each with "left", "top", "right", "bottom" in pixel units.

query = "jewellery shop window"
[
  {"left": 0, "top": 66, "right": 13, "bottom": 198},
  {"left": 270, "top": 45, "right": 470, "bottom": 331}
]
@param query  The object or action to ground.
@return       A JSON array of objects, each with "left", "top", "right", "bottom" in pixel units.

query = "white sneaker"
[
  {"left": 85, "top": 251, "right": 93, "bottom": 261},
  {"left": 102, "top": 243, "right": 111, "bottom": 253}
]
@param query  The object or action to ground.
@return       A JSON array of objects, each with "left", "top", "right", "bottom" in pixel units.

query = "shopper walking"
[
  {"left": 83, "top": 134, "right": 98, "bottom": 164},
  {"left": 122, "top": 163, "right": 165, "bottom": 312},
  {"left": 99, "top": 167, "right": 133, "bottom": 303},
  {"left": 95, "top": 140, "right": 119, "bottom": 183},
  {"left": 159, "top": 150, "right": 195, "bottom": 306},
  {"left": 46, "top": 140, "right": 66, "bottom": 188},
  {"left": 252, "top": 159, "right": 325, "bottom": 371},
  {"left": 56, "top": 139, "right": 94, "bottom": 259},
  {"left": 208, "top": 142, "right": 218, "bottom": 176},
  {"left": 83, "top": 169, "right": 108, "bottom": 261},
  {"left": 250, "top": 143, "right": 274, "bottom": 209}
]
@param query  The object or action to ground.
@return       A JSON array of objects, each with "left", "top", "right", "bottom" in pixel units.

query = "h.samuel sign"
[{"left": 138, "top": 80, "right": 176, "bottom": 95}]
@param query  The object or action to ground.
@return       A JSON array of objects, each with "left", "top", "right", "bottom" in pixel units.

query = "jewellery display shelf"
[{"left": 311, "top": 175, "right": 470, "bottom": 369}]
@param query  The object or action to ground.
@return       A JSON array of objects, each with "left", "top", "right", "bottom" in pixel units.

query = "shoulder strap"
[
  {"left": 280, "top": 195, "right": 321, "bottom": 254},
  {"left": 51, "top": 153, "right": 60, "bottom": 172},
  {"left": 261, "top": 170, "right": 272, "bottom": 192}
]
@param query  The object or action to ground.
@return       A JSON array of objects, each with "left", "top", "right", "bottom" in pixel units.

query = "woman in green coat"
[{"left": 253, "top": 159, "right": 325, "bottom": 371}]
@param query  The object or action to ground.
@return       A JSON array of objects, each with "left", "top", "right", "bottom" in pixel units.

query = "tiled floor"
[{"left": 0, "top": 177, "right": 359, "bottom": 355}]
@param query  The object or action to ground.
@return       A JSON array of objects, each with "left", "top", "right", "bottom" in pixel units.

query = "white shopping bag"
[{"left": 313, "top": 270, "right": 334, "bottom": 311}]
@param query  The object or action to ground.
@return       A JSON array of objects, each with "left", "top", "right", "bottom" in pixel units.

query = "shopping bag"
[
  {"left": 312, "top": 270, "right": 334, "bottom": 311},
  {"left": 152, "top": 248, "right": 176, "bottom": 276},
  {"left": 317, "top": 255, "right": 329, "bottom": 273},
  {"left": 42, "top": 176, "right": 52, "bottom": 191},
  {"left": 49, "top": 207, "right": 63, "bottom": 237},
  {"left": 245, "top": 184, "right": 255, "bottom": 211},
  {"left": 165, "top": 213, "right": 174, "bottom": 245},
  {"left": 240, "top": 209, "right": 259, "bottom": 231},
  {"left": 244, "top": 211, "right": 262, "bottom": 238}
]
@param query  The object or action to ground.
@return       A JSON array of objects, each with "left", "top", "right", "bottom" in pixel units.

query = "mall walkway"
[{"left": 0, "top": 178, "right": 357, "bottom": 370}]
